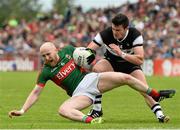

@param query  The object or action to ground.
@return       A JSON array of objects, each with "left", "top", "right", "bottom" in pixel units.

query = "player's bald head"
[
  {"left": 40, "top": 42, "right": 59, "bottom": 66},
  {"left": 40, "top": 42, "right": 56, "bottom": 54}
]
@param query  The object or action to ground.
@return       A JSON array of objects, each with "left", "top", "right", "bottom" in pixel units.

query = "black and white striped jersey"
[{"left": 93, "top": 27, "right": 143, "bottom": 62}]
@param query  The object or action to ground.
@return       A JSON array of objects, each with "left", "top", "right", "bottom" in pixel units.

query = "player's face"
[
  {"left": 112, "top": 24, "right": 127, "bottom": 40},
  {"left": 41, "top": 48, "right": 59, "bottom": 67}
]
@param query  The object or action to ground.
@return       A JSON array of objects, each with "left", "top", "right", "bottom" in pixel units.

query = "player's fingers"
[
  {"left": 9, "top": 114, "right": 12, "bottom": 118},
  {"left": 109, "top": 45, "right": 116, "bottom": 51},
  {"left": 109, "top": 44, "right": 116, "bottom": 47},
  {"left": 9, "top": 111, "right": 21, "bottom": 118},
  {"left": 8, "top": 111, "right": 13, "bottom": 118}
]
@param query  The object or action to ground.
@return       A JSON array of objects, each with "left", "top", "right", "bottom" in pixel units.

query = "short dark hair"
[{"left": 112, "top": 13, "right": 129, "bottom": 28}]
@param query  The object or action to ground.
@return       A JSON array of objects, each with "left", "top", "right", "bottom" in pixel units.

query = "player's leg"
[
  {"left": 131, "top": 69, "right": 169, "bottom": 122},
  {"left": 58, "top": 95, "right": 94, "bottom": 123},
  {"left": 92, "top": 59, "right": 114, "bottom": 72},
  {"left": 88, "top": 59, "right": 114, "bottom": 118},
  {"left": 98, "top": 72, "right": 148, "bottom": 92},
  {"left": 131, "top": 70, "right": 155, "bottom": 106},
  {"left": 87, "top": 95, "right": 103, "bottom": 118},
  {"left": 97, "top": 72, "right": 175, "bottom": 101}
]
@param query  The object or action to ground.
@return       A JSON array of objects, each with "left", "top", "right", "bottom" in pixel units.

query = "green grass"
[{"left": 0, "top": 71, "right": 180, "bottom": 129}]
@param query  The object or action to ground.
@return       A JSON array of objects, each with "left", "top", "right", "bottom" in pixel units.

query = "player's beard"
[
  {"left": 49, "top": 54, "right": 60, "bottom": 67},
  {"left": 49, "top": 60, "right": 56, "bottom": 67}
]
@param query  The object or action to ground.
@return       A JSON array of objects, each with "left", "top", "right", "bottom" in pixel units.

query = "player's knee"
[
  {"left": 92, "top": 62, "right": 103, "bottom": 72},
  {"left": 93, "top": 66, "right": 111, "bottom": 72},
  {"left": 92, "top": 66, "right": 102, "bottom": 72},
  {"left": 58, "top": 106, "right": 69, "bottom": 117},
  {"left": 122, "top": 74, "right": 134, "bottom": 84}
]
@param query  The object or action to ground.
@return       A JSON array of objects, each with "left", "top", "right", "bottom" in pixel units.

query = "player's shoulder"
[
  {"left": 56, "top": 45, "right": 74, "bottom": 56},
  {"left": 36, "top": 65, "right": 51, "bottom": 86},
  {"left": 128, "top": 27, "right": 141, "bottom": 36},
  {"left": 41, "top": 64, "right": 51, "bottom": 73},
  {"left": 64, "top": 44, "right": 75, "bottom": 49},
  {"left": 126, "top": 27, "right": 142, "bottom": 40},
  {"left": 36, "top": 65, "right": 51, "bottom": 82},
  {"left": 100, "top": 27, "right": 112, "bottom": 35},
  {"left": 100, "top": 27, "right": 113, "bottom": 39},
  {"left": 59, "top": 45, "right": 75, "bottom": 53}
]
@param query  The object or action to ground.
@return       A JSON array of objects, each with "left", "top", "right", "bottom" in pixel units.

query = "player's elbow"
[
  {"left": 136, "top": 56, "right": 144, "bottom": 65},
  {"left": 138, "top": 59, "right": 144, "bottom": 65},
  {"left": 87, "top": 41, "right": 100, "bottom": 50}
]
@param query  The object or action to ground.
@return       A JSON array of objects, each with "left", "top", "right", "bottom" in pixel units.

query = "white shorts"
[{"left": 72, "top": 72, "right": 101, "bottom": 102}]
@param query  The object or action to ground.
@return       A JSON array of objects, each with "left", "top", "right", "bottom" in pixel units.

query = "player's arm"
[
  {"left": 86, "top": 34, "right": 103, "bottom": 65},
  {"left": 87, "top": 41, "right": 100, "bottom": 51},
  {"left": 122, "top": 34, "right": 144, "bottom": 65},
  {"left": 9, "top": 85, "right": 43, "bottom": 118},
  {"left": 123, "top": 46, "right": 144, "bottom": 65},
  {"left": 109, "top": 44, "right": 144, "bottom": 65},
  {"left": 85, "top": 41, "right": 99, "bottom": 65}
]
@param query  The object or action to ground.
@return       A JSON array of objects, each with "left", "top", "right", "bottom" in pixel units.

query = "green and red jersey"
[{"left": 36, "top": 45, "right": 87, "bottom": 96}]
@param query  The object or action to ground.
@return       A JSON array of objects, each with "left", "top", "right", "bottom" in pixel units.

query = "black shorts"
[{"left": 105, "top": 58, "right": 142, "bottom": 74}]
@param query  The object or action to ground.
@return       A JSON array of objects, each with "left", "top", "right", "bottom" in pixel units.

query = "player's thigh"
[
  {"left": 97, "top": 72, "right": 131, "bottom": 93},
  {"left": 130, "top": 69, "right": 147, "bottom": 85},
  {"left": 93, "top": 59, "right": 114, "bottom": 72},
  {"left": 60, "top": 95, "right": 92, "bottom": 111}
]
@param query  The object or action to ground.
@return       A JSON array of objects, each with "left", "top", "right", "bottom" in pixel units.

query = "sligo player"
[{"left": 87, "top": 13, "right": 173, "bottom": 122}]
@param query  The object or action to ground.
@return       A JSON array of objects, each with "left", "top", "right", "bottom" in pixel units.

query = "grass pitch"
[{"left": 0, "top": 71, "right": 180, "bottom": 129}]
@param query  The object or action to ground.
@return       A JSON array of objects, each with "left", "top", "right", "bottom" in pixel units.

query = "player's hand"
[
  {"left": 8, "top": 109, "right": 24, "bottom": 118},
  {"left": 109, "top": 44, "right": 122, "bottom": 56},
  {"left": 86, "top": 48, "right": 96, "bottom": 64}
]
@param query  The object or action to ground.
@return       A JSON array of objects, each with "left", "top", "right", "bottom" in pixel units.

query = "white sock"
[
  {"left": 93, "top": 95, "right": 102, "bottom": 111},
  {"left": 151, "top": 103, "right": 164, "bottom": 119}
]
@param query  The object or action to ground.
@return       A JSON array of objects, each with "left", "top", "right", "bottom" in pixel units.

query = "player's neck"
[{"left": 116, "top": 29, "right": 129, "bottom": 42}]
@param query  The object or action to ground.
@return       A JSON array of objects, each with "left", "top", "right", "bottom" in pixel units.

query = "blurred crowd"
[{"left": 0, "top": 0, "right": 179, "bottom": 59}]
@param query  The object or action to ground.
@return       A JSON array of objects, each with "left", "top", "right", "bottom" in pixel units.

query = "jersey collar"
[{"left": 116, "top": 29, "right": 129, "bottom": 42}]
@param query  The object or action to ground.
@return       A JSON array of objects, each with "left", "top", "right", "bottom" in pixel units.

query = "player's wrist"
[
  {"left": 19, "top": 108, "right": 25, "bottom": 114},
  {"left": 120, "top": 52, "right": 127, "bottom": 59}
]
